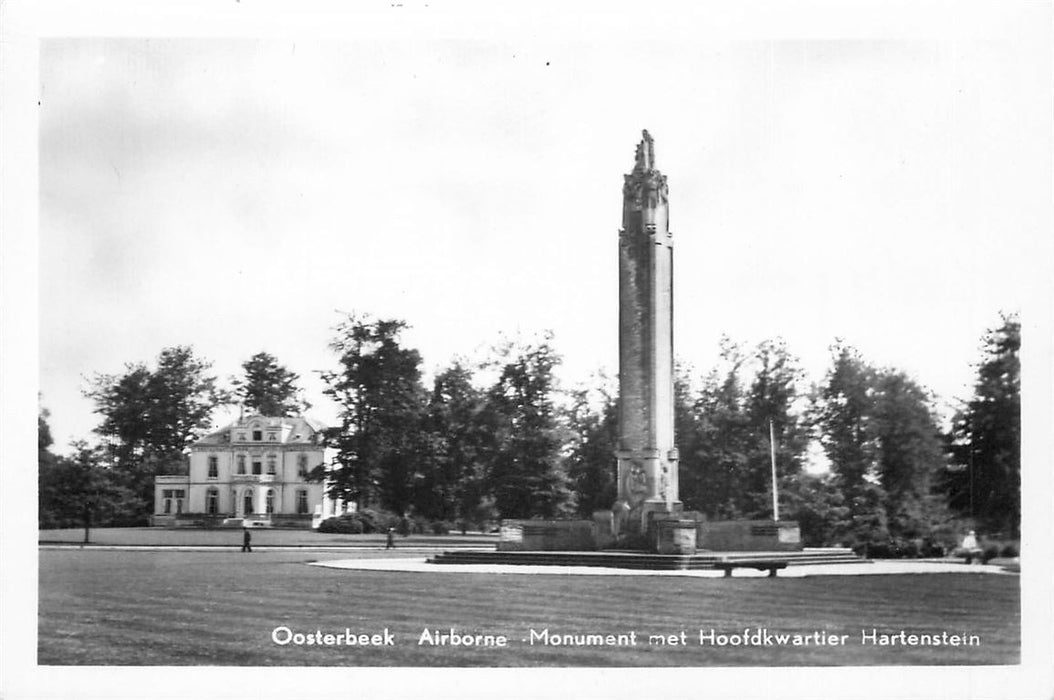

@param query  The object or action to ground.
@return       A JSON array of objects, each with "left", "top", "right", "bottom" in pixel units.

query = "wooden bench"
[{"left": 713, "top": 560, "right": 788, "bottom": 577}]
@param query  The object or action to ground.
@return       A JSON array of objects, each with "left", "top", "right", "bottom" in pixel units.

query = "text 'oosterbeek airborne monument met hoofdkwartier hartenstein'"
[{"left": 613, "top": 130, "right": 681, "bottom": 539}]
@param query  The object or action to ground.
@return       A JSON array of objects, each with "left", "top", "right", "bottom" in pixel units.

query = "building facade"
[{"left": 152, "top": 415, "right": 344, "bottom": 528}]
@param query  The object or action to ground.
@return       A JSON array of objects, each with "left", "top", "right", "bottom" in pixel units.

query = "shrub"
[
  {"left": 862, "top": 541, "right": 891, "bottom": 559},
  {"left": 891, "top": 539, "right": 918, "bottom": 559},
  {"left": 1000, "top": 543, "right": 1019, "bottom": 558},
  {"left": 982, "top": 544, "right": 1000, "bottom": 564},
  {"left": 361, "top": 508, "right": 400, "bottom": 533},
  {"left": 317, "top": 514, "right": 366, "bottom": 534},
  {"left": 410, "top": 515, "right": 431, "bottom": 535},
  {"left": 318, "top": 516, "right": 352, "bottom": 534},
  {"left": 431, "top": 520, "right": 452, "bottom": 535},
  {"left": 920, "top": 539, "right": 945, "bottom": 558}
]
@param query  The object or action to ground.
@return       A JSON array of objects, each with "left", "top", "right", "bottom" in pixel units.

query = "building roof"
[{"left": 193, "top": 415, "right": 328, "bottom": 446}]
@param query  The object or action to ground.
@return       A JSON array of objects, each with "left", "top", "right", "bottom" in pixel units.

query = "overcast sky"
[{"left": 36, "top": 16, "right": 1050, "bottom": 453}]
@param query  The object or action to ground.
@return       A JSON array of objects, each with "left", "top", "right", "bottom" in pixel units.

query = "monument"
[
  {"left": 433, "top": 131, "right": 837, "bottom": 568},
  {"left": 612, "top": 130, "right": 681, "bottom": 543}
]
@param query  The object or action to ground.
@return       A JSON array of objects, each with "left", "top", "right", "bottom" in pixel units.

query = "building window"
[
  {"left": 243, "top": 490, "right": 254, "bottom": 515},
  {"left": 252, "top": 459, "right": 262, "bottom": 475},
  {"left": 162, "top": 489, "right": 186, "bottom": 515},
  {"left": 297, "top": 454, "right": 308, "bottom": 477},
  {"left": 206, "top": 489, "right": 219, "bottom": 515},
  {"left": 296, "top": 490, "right": 308, "bottom": 514},
  {"left": 236, "top": 455, "right": 246, "bottom": 474},
  {"left": 207, "top": 456, "right": 218, "bottom": 478},
  {"left": 266, "top": 455, "right": 277, "bottom": 475},
  {"left": 265, "top": 489, "right": 276, "bottom": 514},
  {"left": 252, "top": 430, "right": 263, "bottom": 441}
]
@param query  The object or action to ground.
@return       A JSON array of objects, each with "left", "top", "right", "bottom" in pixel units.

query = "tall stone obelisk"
[{"left": 614, "top": 130, "right": 680, "bottom": 538}]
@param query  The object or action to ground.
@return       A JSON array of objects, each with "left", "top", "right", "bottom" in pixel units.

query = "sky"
[{"left": 34, "top": 13, "right": 1051, "bottom": 454}]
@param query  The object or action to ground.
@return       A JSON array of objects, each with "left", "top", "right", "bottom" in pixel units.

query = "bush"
[
  {"left": 362, "top": 509, "right": 400, "bottom": 533},
  {"left": 1000, "top": 543, "right": 1019, "bottom": 558},
  {"left": 431, "top": 520, "right": 452, "bottom": 535},
  {"left": 893, "top": 539, "right": 919, "bottom": 559},
  {"left": 409, "top": 515, "right": 432, "bottom": 535},
  {"left": 317, "top": 516, "right": 354, "bottom": 534},
  {"left": 982, "top": 544, "right": 1000, "bottom": 564},
  {"left": 317, "top": 513, "right": 367, "bottom": 534},
  {"left": 856, "top": 541, "right": 890, "bottom": 558},
  {"left": 920, "top": 539, "right": 945, "bottom": 557},
  {"left": 852, "top": 538, "right": 930, "bottom": 559}
]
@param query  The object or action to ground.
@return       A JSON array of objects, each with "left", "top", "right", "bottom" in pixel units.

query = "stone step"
[{"left": 427, "top": 548, "right": 870, "bottom": 571}]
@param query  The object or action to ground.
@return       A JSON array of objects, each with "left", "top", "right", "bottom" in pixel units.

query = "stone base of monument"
[
  {"left": 494, "top": 517, "right": 805, "bottom": 556},
  {"left": 427, "top": 514, "right": 866, "bottom": 572},
  {"left": 697, "top": 520, "right": 803, "bottom": 552},
  {"left": 497, "top": 520, "right": 598, "bottom": 552},
  {"left": 428, "top": 547, "right": 870, "bottom": 571}
]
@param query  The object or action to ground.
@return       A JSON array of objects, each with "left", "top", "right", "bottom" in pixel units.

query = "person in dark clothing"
[
  {"left": 385, "top": 527, "right": 395, "bottom": 550},
  {"left": 242, "top": 527, "right": 252, "bottom": 553}
]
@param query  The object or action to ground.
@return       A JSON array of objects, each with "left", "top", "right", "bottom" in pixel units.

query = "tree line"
[{"left": 39, "top": 312, "right": 1020, "bottom": 550}]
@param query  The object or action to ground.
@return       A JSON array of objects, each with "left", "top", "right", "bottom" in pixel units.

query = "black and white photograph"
[{"left": 2, "top": 1, "right": 1051, "bottom": 699}]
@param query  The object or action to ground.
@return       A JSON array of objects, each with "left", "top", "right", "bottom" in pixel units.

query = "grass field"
[{"left": 38, "top": 548, "right": 1019, "bottom": 667}]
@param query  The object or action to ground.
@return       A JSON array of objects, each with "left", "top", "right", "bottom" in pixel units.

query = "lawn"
[{"left": 38, "top": 549, "right": 1019, "bottom": 667}]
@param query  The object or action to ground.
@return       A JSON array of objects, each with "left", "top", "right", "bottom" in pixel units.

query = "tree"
[
  {"left": 564, "top": 375, "right": 618, "bottom": 517},
  {"left": 677, "top": 338, "right": 810, "bottom": 521},
  {"left": 232, "top": 352, "right": 310, "bottom": 417},
  {"left": 740, "top": 339, "right": 810, "bottom": 518},
  {"left": 39, "top": 441, "right": 142, "bottom": 539},
  {"left": 38, "top": 399, "right": 61, "bottom": 527},
  {"left": 84, "top": 345, "right": 226, "bottom": 521},
  {"left": 944, "top": 313, "right": 1020, "bottom": 537},
  {"left": 484, "top": 335, "right": 572, "bottom": 519},
  {"left": 868, "top": 370, "right": 948, "bottom": 538},
  {"left": 682, "top": 339, "right": 753, "bottom": 519},
  {"left": 809, "top": 343, "right": 886, "bottom": 549},
  {"left": 417, "top": 361, "right": 494, "bottom": 523},
  {"left": 780, "top": 471, "right": 848, "bottom": 546},
  {"left": 811, "top": 342, "right": 877, "bottom": 499},
  {"left": 39, "top": 397, "right": 54, "bottom": 459},
  {"left": 147, "top": 346, "right": 228, "bottom": 456},
  {"left": 321, "top": 315, "right": 427, "bottom": 514},
  {"left": 673, "top": 364, "right": 709, "bottom": 514},
  {"left": 85, "top": 363, "right": 155, "bottom": 470},
  {"left": 811, "top": 342, "right": 952, "bottom": 548}
]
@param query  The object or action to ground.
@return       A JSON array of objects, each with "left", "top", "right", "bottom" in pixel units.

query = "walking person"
[
  {"left": 242, "top": 526, "right": 252, "bottom": 553},
  {"left": 961, "top": 530, "right": 981, "bottom": 564},
  {"left": 385, "top": 527, "right": 395, "bottom": 550}
]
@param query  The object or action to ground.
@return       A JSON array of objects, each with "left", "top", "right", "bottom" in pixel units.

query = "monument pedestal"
[{"left": 653, "top": 517, "right": 697, "bottom": 555}]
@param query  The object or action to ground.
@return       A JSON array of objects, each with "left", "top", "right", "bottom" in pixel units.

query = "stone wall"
[
  {"left": 497, "top": 520, "right": 598, "bottom": 552},
  {"left": 697, "top": 520, "right": 803, "bottom": 552}
]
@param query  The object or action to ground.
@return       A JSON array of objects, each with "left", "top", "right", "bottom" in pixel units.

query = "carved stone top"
[
  {"left": 624, "top": 129, "right": 667, "bottom": 208},
  {"left": 633, "top": 129, "right": 655, "bottom": 173}
]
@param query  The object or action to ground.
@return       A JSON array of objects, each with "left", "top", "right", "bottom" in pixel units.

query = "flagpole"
[{"left": 769, "top": 419, "right": 779, "bottom": 522}]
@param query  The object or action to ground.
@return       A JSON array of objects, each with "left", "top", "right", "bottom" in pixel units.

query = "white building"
[{"left": 152, "top": 415, "right": 345, "bottom": 528}]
